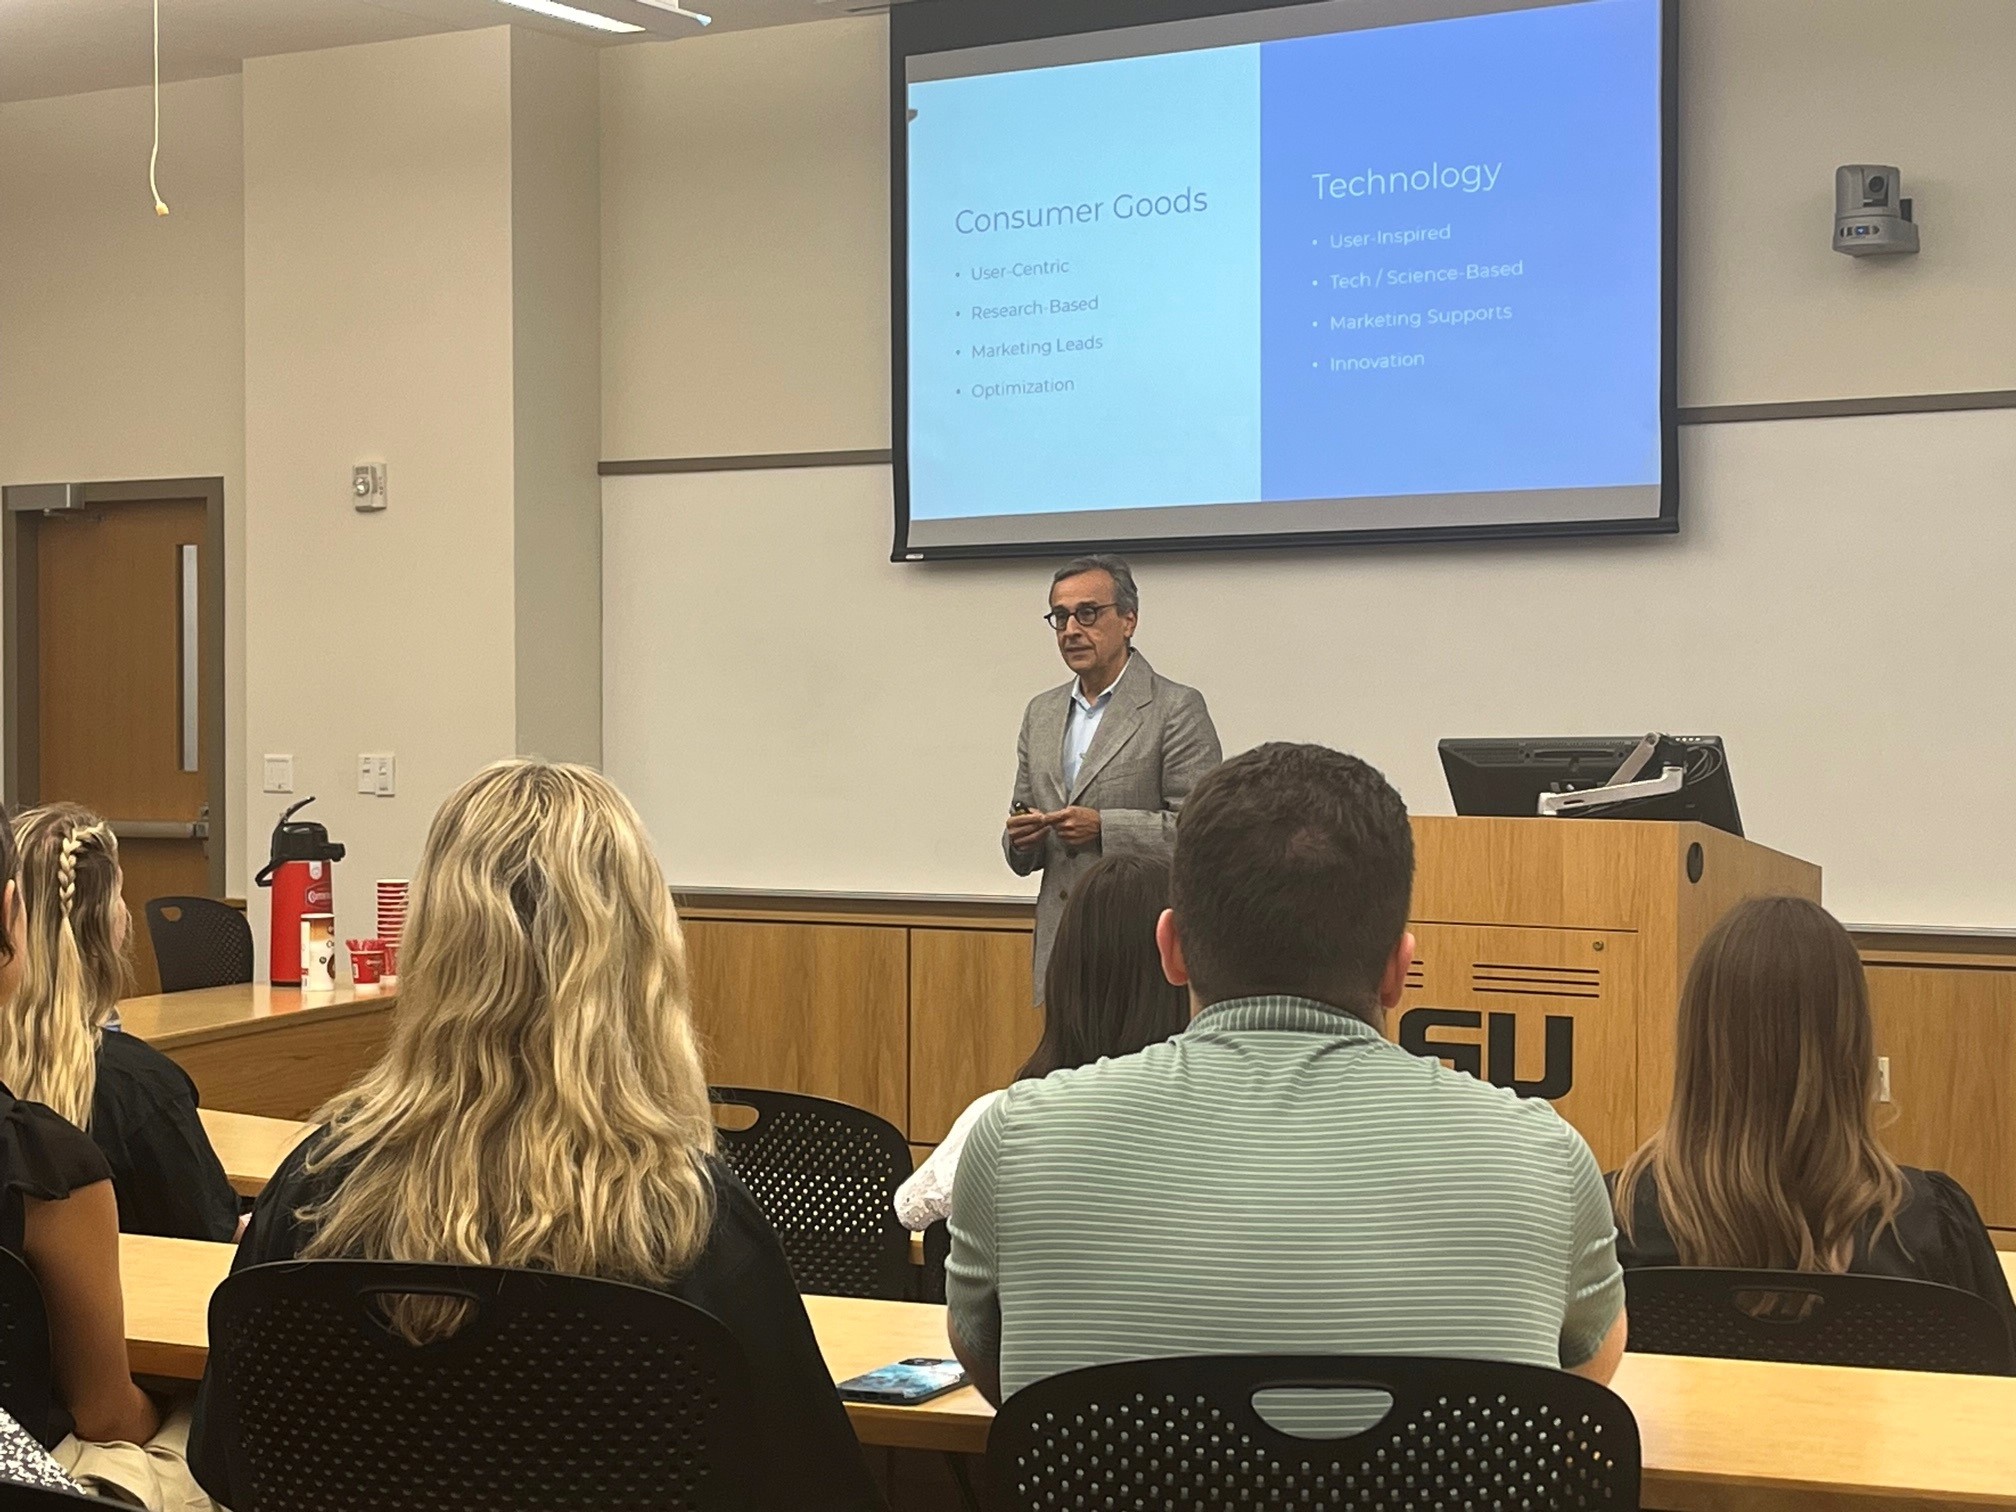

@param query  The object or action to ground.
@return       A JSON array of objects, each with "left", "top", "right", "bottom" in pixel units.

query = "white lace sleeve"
[{"left": 895, "top": 1089, "right": 1006, "bottom": 1231}]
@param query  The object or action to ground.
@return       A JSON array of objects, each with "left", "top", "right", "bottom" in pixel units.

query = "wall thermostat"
[{"left": 1834, "top": 165, "right": 1918, "bottom": 256}]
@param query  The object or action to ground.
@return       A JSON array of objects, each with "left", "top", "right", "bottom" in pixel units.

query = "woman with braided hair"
[
  {"left": 0, "top": 799, "right": 216, "bottom": 1507},
  {"left": 2, "top": 805, "right": 238, "bottom": 1242}
]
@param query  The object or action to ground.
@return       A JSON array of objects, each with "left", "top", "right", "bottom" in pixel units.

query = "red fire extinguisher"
[{"left": 255, "top": 798, "right": 347, "bottom": 986}]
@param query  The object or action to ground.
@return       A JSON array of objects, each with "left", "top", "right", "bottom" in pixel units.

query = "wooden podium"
[{"left": 1401, "top": 817, "right": 1820, "bottom": 1169}]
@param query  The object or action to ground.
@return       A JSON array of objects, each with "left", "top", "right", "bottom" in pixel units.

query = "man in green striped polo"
[{"left": 947, "top": 742, "right": 1626, "bottom": 1406}]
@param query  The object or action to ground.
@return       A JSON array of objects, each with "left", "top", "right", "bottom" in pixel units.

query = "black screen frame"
[{"left": 888, "top": 0, "right": 1679, "bottom": 563}]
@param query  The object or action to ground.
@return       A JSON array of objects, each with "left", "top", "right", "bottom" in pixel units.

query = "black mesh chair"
[
  {"left": 193, "top": 1259, "right": 765, "bottom": 1512},
  {"left": 0, "top": 1250, "right": 57, "bottom": 1452},
  {"left": 990, "top": 1355, "right": 1641, "bottom": 1512},
  {"left": 708, "top": 1087, "right": 915, "bottom": 1300},
  {"left": 1625, "top": 1266, "right": 2016, "bottom": 1375},
  {"left": 144, "top": 897, "right": 254, "bottom": 993}
]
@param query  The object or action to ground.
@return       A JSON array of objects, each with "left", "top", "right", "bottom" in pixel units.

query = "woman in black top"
[
  {"left": 0, "top": 798, "right": 212, "bottom": 1506},
  {"left": 1612, "top": 896, "right": 2016, "bottom": 1342},
  {"left": 3, "top": 805, "right": 237, "bottom": 1242},
  {"left": 189, "top": 760, "right": 883, "bottom": 1512}
]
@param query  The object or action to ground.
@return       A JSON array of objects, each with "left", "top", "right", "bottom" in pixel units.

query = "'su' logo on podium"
[{"left": 1398, "top": 1008, "right": 1576, "bottom": 1102}]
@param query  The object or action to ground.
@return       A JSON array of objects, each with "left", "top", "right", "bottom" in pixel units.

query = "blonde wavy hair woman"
[
  {"left": 1612, "top": 896, "right": 2016, "bottom": 1336},
  {"left": 1, "top": 806, "right": 236, "bottom": 1242},
  {"left": 300, "top": 760, "right": 718, "bottom": 1281},
  {"left": 0, "top": 806, "right": 126, "bottom": 1128},
  {"left": 197, "top": 760, "right": 883, "bottom": 1511}
]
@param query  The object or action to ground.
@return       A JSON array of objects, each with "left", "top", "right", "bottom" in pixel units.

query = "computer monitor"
[{"left": 1439, "top": 734, "right": 1743, "bottom": 837}]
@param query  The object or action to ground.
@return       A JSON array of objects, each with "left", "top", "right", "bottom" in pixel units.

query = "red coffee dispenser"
[{"left": 255, "top": 798, "right": 347, "bottom": 986}]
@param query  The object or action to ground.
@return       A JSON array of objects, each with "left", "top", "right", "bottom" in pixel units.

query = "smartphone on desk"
[{"left": 836, "top": 1357, "right": 969, "bottom": 1405}]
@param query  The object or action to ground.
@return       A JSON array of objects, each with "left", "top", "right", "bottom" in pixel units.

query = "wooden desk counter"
[
  {"left": 199, "top": 1110, "right": 314, "bottom": 1196},
  {"left": 121, "top": 1234, "right": 232, "bottom": 1381},
  {"left": 117, "top": 1237, "right": 2016, "bottom": 1508},
  {"left": 124, "top": 983, "right": 398, "bottom": 1121}
]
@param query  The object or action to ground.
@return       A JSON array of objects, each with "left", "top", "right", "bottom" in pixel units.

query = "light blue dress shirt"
[{"left": 1061, "top": 656, "right": 1132, "bottom": 795}]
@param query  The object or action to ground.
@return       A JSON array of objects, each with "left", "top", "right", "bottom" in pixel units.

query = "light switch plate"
[
  {"left": 357, "top": 754, "right": 378, "bottom": 795},
  {"left": 374, "top": 753, "right": 397, "bottom": 797},
  {"left": 263, "top": 754, "right": 294, "bottom": 794}
]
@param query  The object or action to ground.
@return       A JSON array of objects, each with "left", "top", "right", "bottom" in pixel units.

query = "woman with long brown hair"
[
  {"left": 896, "top": 854, "right": 1189, "bottom": 1230},
  {"left": 1613, "top": 895, "right": 2015, "bottom": 1334}
]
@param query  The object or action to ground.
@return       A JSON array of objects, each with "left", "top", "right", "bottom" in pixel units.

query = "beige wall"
[
  {"left": 0, "top": 75, "right": 248, "bottom": 889},
  {"left": 598, "top": 2, "right": 2016, "bottom": 930},
  {"left": 511, "top": 29, "right": 604, "bottom": 767},
  {"left": 1679, "top": 0, "right": 2016, "bottom": 406},
  {"left": 598, "top": 0, "right": 2016, "bottom": 461},
  {"left": 243, "top": 29, "right": 522, "bottom": 952},
  {"left": 600, "top": 16, "right": 891, "bottom": 460},
  {"left": 241, "top": 24, "right": 604, "bottom": 961}
]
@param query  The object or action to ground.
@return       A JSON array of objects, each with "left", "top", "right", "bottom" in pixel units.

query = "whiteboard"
[{"left": 604, "top": 406, "right": 2016, "bottom": 930}]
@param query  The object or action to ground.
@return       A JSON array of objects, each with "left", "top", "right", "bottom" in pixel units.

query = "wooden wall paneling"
[
  {"left": 683, "top": 918, "right": 909, "bottom": 1129},
  {"left": 1864, "top": 961, "right": 2016, "bottom": 1228},
  {"left": 1401, "top": 924, "right": 1640, "bottom": 1171},
  {"left": 909, "top": 928, "right": 1042, "bottom": 1144},
  {"left": 165, "top": 1007, "right": 394, "bottom": 1120}
]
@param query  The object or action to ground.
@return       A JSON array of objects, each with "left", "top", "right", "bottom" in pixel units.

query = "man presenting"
[{"left": 1004, "top": 555, "right": 1221, "bottom": 997}]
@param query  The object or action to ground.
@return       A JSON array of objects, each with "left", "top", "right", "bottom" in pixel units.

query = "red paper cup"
[
  {"left": 347, "top": 940, "right": 385, "bottom": 987},
  {"left": 381, "top": 940, "right": 400, "bottom": 981}
]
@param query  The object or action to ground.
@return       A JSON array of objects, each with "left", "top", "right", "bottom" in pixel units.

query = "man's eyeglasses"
[{"left": 1043, "top": 603, "right": 1117, "bottom": 631}]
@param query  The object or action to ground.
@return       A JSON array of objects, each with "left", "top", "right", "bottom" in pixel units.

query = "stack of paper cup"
[{"left": 376, "top": 881, "right": 409, "bottom": 981}]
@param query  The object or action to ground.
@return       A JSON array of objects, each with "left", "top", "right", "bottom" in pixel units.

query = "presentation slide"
[{"left": 896, "top": 0, "right": 1669, "bottom": 557}]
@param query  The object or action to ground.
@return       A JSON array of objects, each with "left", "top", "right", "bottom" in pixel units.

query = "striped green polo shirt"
[{"left": 947, "top": 995, "right": 1623, "bottom": 1403}]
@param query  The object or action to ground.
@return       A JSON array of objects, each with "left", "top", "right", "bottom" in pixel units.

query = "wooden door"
[{"left": 33, "top": 496, "right": 217, "bottom": 994}]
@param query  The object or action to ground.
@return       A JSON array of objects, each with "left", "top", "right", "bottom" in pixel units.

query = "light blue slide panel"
[{"left": 907, "top": 46, "right": 1262, "bottom": 521}]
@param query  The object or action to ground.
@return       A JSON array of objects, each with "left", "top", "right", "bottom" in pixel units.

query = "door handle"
[
  {"left": 178, "top": 543, "right": 199, "bottom": 773},
  {"left": 107, "top": 819, "right": 209, "bottom": 841}
]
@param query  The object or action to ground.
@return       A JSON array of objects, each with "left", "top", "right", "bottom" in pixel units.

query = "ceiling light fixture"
[
  {"left": 635, "top": 0, "right": 714, "bottom": 25},
  {"left": 494, "top": 0, "right": 646, "bottom": 33}
]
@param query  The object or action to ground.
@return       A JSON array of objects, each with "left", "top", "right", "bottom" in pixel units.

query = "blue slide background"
[{"left": 1258, "top": 2, "right": 1663, "bottom": 502}]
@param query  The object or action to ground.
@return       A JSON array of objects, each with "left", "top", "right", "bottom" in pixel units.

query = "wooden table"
[
  {"left": 198, "top": 1110, "right": 314, "bottom": 1196},
  {"left": 124, "top": 983, "right": 397, "bottom": 1121},
  {"left": 117, "top": 1236, "right": 2016, "bottom": 1508}
]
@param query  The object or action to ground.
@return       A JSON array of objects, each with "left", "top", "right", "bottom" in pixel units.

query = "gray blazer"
[{"left": 1004, "top": 652, "right": 1222, "bottom": 998}]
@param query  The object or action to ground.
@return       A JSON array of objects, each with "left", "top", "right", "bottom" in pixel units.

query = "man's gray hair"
[{"left": 1052, "top": 554, "right": 1139, "bottom": 615}]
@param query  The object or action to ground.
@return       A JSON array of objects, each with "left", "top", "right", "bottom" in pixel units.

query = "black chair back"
[
  {"left": 1625, "top": 1266, "right": 2016, "bottom": 1374},
  {"left": 144, "top": 897, "right": 254, "bottom": 993},
  {"left": 0, "top": 1251, "right": 57, "bottom": 1451},
  {"left": 194, "top": 1260, "right": 764, "bottom": 1512},
  {"left": 990, "top": 1354, "right": 1641, "bottom": 1512},
  {"left": 708, "top": 1087, "right": 914, "bottom": 1300}
]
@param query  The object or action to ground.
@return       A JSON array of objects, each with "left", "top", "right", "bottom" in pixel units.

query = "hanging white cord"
[{"left": 150, "top": 0, "right": 170, "bottom": 216}]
